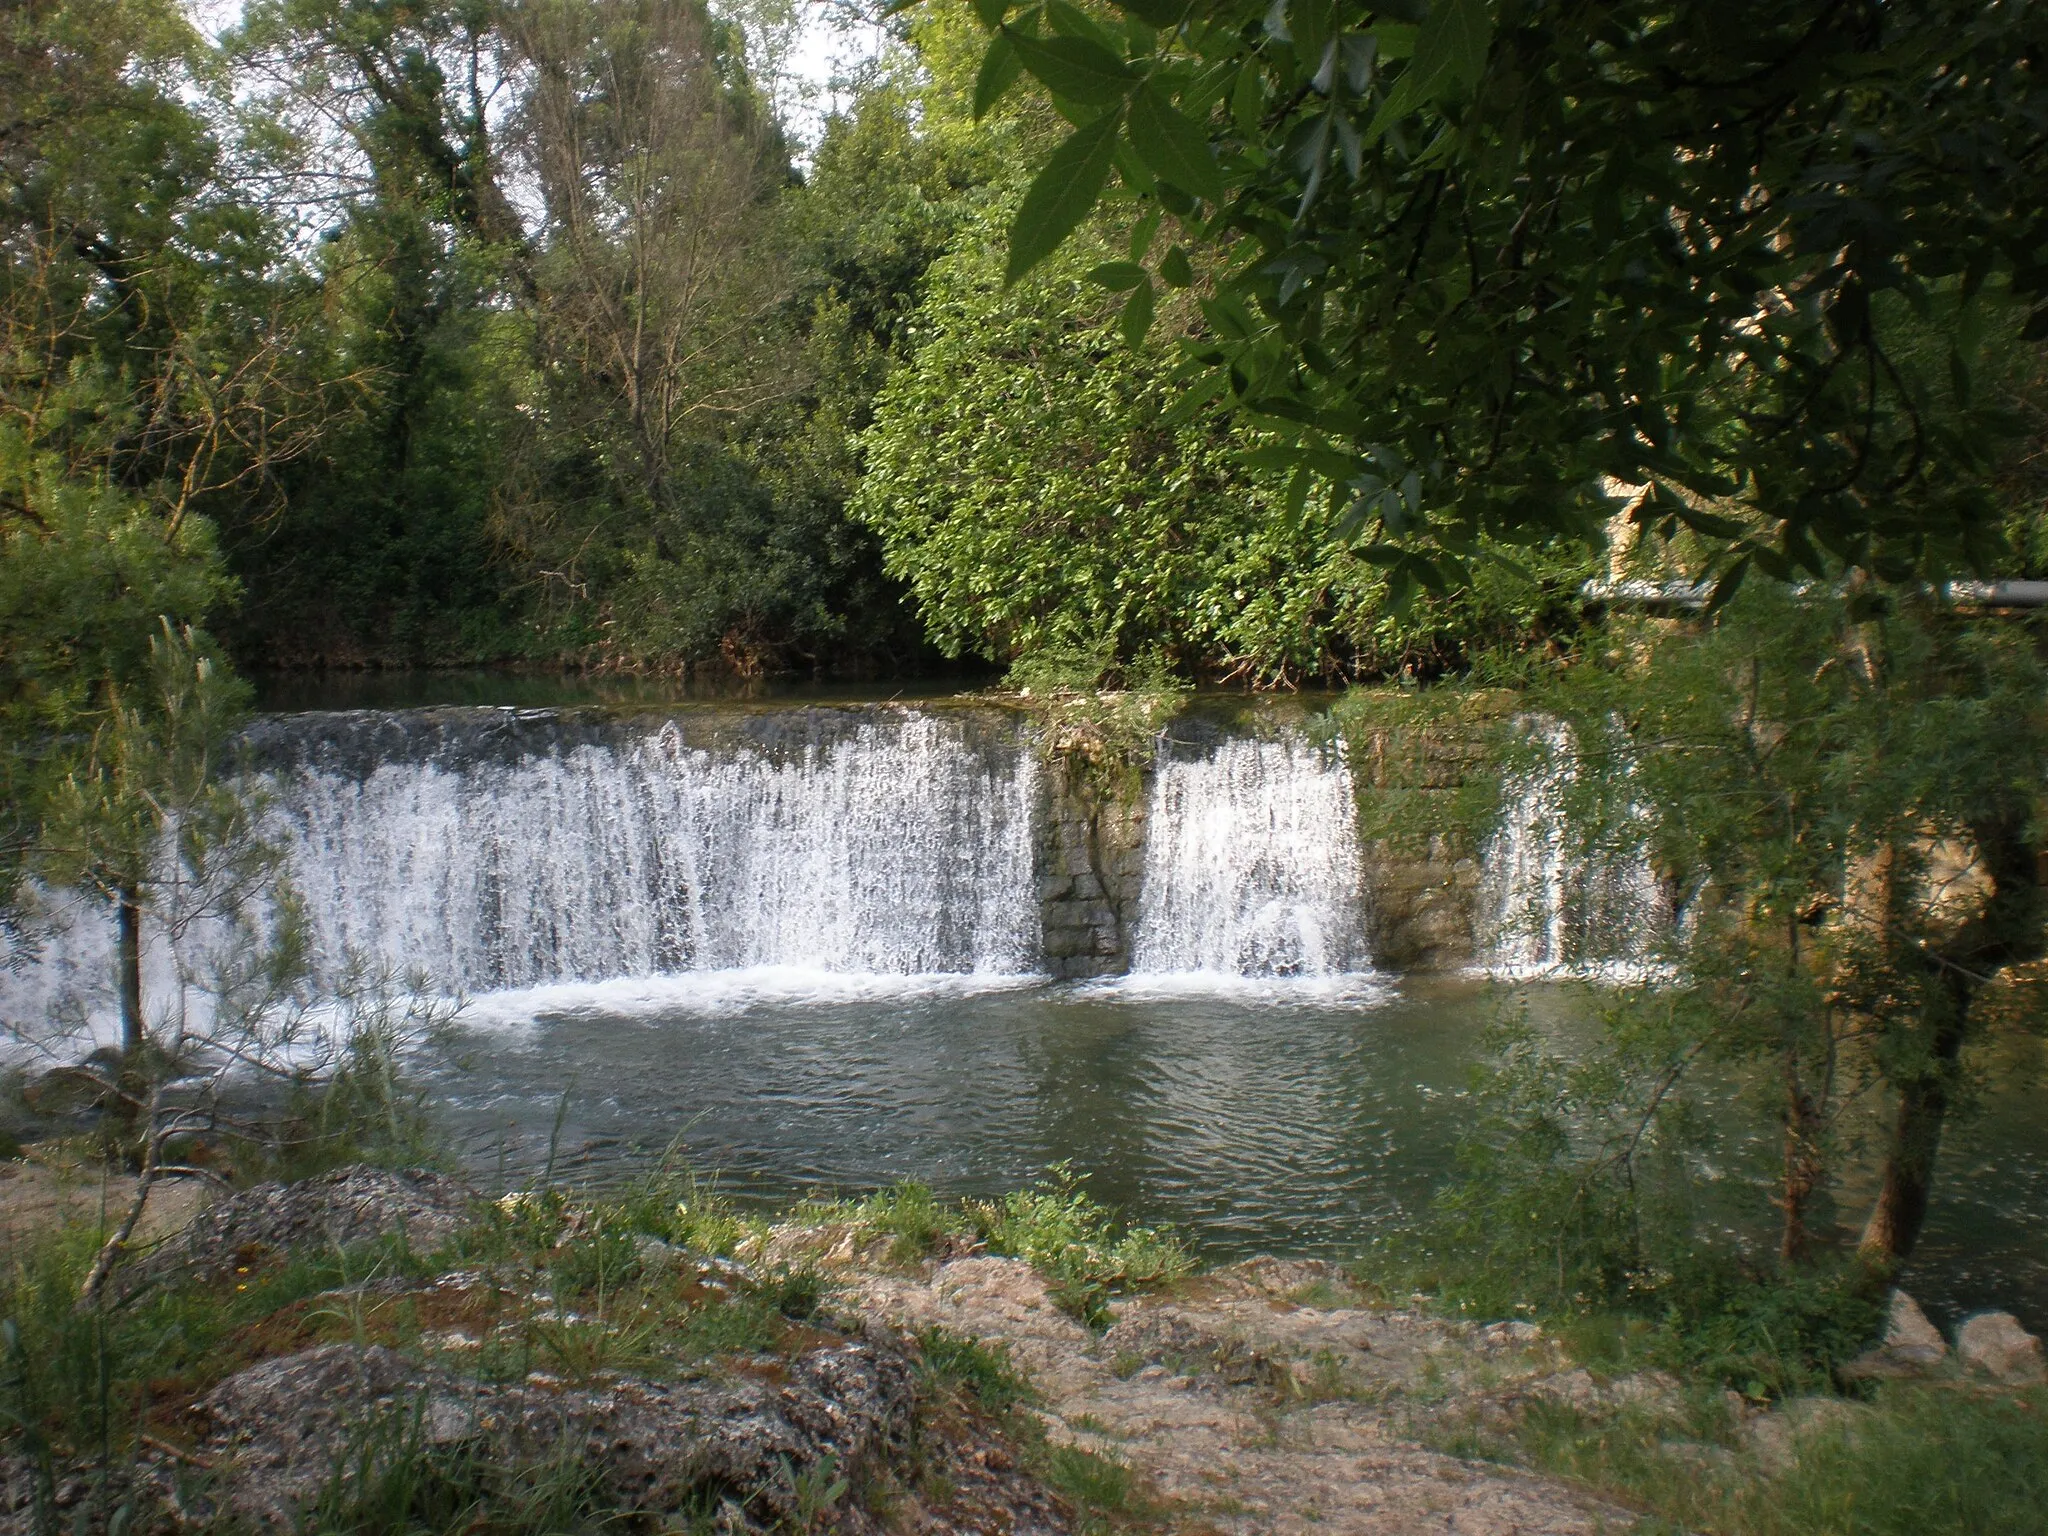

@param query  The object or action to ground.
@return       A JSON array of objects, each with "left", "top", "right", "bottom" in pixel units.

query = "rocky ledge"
[{"left": 10, "top": 1168, "right": 2042, "bottom": 1536}]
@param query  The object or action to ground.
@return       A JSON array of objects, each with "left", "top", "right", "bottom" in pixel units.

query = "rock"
[
  {"left": 1956, "top": 1312, "right": 2046, "bottom": 1384},
  {"left": 1743, "top": 1395, "right": 1864, "bottom": 1474},
  {"left": 163, "top": 1166, "right": 476, "bottom": 1282},
  {"left": 1841, "top": 1290, "right": 1949, "bottom": 1380},
  {"left": 633, "top": 1234, "right": 687, "bottom": 1269},
  {"left": 194, "top": 1336, "right": 918, "bottom": 1530}
]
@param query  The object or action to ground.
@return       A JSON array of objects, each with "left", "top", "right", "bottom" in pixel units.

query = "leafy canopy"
[{"left": 973, "top": 0, "right": 2048, "bottom": 599}]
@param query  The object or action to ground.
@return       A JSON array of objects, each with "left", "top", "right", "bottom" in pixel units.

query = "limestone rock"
[
  {"left": 193, "top": 1337, "right": 918, "bottom": 1530},
  {"left": 165, "top": 1166, "right": 476, "bottom": 1282},
  {"left": 852, "top": 1253, "right": 1634, "bottom": 1534},
  {"left": 1841, "top": 1290, "right": 1948, "bottom": 1380},
  {"left": 1956, "top": 1312, "right": 2046, "bottom": 1384}
]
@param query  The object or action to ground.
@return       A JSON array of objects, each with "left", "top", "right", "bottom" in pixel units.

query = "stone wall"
[
  {"left": 1026, "top": 699, "right": 1498, "bottom": 975},
  {"left": 1035, "top": 753, "right": 1148, "bottom": 979},
  {"left": 1352, "top": 721, "right": 1496, "bottom": 971}
]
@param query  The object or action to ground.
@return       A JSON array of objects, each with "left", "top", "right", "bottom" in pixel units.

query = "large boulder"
[
  {"left": 192, "top": 1338, "right": 918, "bottom": 1530},
  {"left": 1841, "top": 1291, "right": 1949, "bottom": 1381},
  {"left": 1956, "top": 1312, "right": 2046, "bottom": 1384},
  {"left": 166, "top": 1166, "right": 476, "bottom": 1281}
]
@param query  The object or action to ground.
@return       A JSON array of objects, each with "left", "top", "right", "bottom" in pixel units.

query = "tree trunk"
[
  {"left": 1858, "top": 988, "right": 1967, "bottom": 1263},
  {"left": 1779, "top": 1067, "right": 1827, "bottom": 1264},
  {"left": 116, "top": 883, "right": 144, "bottom": 1060},
  {"left": 1860, "top": 811, "right": 2044, "bottom": 1263}
]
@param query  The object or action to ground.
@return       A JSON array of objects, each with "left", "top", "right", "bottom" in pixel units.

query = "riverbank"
[{"left": 3, "top": 1161, "right": 2044, "bottom": 1535}]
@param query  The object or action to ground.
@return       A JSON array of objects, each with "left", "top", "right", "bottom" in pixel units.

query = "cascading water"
[
  {"left": 1, "top": 707, "right": 1042, "bottom": 1036},
  {"left": 282, "top": 711, "right": 1039, "bottom": 990},
  {"left": 1131, "top": 733, "right": 1369, "bottom": 978},
  {"left": 1481, "top": 720, "right": 1667, "bottom": 974}
]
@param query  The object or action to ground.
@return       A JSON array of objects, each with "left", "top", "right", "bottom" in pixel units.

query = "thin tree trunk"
[
  {"left": 116, "top": 884, "right": 144, "bottom": 1060},
  {"left": 76, "top": 1088, "right": 162, "bottom": 1310},
  {"left": 1780, "top": 1065, "right": 1827, "bottom": 1264},
  {"left": 1858, "top": 989, "right": 1967, "bottom": 1263}
]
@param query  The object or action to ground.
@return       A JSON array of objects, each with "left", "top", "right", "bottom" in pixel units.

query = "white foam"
[
  {"left": 1070, "top": 970, "right": 1393, "bottom": 1008},
  {"left": 455, "top": 966, "right": 1051, "bottom": 1026}
]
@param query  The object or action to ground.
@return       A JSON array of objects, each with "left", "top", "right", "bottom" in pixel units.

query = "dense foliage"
[{"left": 977, "top": 0, "right": 2048, "bottom": 600}]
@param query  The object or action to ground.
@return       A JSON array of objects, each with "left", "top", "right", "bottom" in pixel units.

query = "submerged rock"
[
  {"left": 1956, "top": 1312, "right": 2046, "bottom": 1384},
  {"left": 164, "top": 1166, "right": 475, "bottom": 1282}
]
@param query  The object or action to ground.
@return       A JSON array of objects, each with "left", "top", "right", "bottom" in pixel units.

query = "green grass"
[
  {"left": 1447, "top": 1378, "right": 2048, "bottom": 1536},
  {"left": 1039, "top": 1443, "right": 1154, "bottom": 1532},
  {"left": 793, "top": 1170, "right": 1190, "bottom": 1324},
  {"left": 917, "top": 1327, "right": 1036, "bottom": 1413},
  {"left": 965, "top": 1166, "right": 1190, "bottom": 1326}
]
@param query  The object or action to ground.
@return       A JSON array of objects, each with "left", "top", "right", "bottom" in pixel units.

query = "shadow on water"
[{"left": 416, "top": 973, "right": 2048, "bottom": 1333}]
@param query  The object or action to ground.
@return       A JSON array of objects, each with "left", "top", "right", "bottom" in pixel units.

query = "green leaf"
[
  {"left": 1159, "top": 246, "right": 1194, "bottom": 287},
  {"left": 1005, "top": 27, "right": 1136, "bottom": 105},
  {"left": 1121, "top": 280, "right": 1156, "bottom": 346},
  {"left": 1364, "top": 0, "right": 1493, "bottom": 144},
  {"left": 1088, "top": 260, "right": 1150, "bottom": 291},
  {"left": 1045, "top": 0, "right": 1125, "bottom": 53},
  {"left": 971, "top": 0, "right": 1008, "bottom": 27},
  {"left": 1128, "top": 207, "right": 1162, "bottom": 261},
  {"left": 1114, "top": 0, "right": 1189, "bottom": 25},
  {"left": 1704, "top": 553, "right": 1752, "bottom": 613},
  {"left": 1127, "top": 80, "right": 1224, "bottom": 200},
  {"left": 974, "top": 34, "right": 1024, "bottom": 120},
  {"left": 1230, "top": 60, "right": 1266, "bottom": 135},
  {"left": 1006, "top": 109, "right": 1123, "bottom": 285}
]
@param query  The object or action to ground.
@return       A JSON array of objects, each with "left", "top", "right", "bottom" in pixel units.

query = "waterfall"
[
  {"left": 1481, "top": 721, "right": 1667, "bottom": 974},
  {"left": 2, "top": 708, "right": 1041, "bottom": 1035},
  {"left": 1131, "top": 734, "right": 1369, "bottom": 978}
]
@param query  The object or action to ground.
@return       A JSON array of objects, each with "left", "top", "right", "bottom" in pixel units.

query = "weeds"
[
  {"left": 968, "top": 1166, "right": 1189, "bottom": 1326},
  {"left": 917, "top": 1328, "right": 1034, "bottom": 1414},
  {"left": 1468, "top": 1380, "right": 2048, "bottom": 1536}
]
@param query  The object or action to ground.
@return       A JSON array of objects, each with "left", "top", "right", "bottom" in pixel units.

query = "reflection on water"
[{"left": 419, "top": 975, "right": 2048, "bottom": 1333}]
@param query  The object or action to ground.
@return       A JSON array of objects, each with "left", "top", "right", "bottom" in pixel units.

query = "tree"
[
  {"left": 1524, "top": 584, "right": 2047, "bottom": 1267},
  {"left": 30, "top": 621, "right": 280, "bottom": 1065},
  {"left": 970, "top": 0, "right": 2048, "bottom": 592},
  {"left": 856, "top": 201, "right": 1591, "bottom": 680}
]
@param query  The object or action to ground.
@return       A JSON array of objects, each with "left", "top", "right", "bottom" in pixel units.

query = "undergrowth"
[{"left": 801, "top": 1166, "right": 1189, "bottom": 1326}]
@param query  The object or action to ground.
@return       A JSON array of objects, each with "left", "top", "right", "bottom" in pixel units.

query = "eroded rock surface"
[
  {"left": 844, "top": 1252, "right": 1637, "bottom": 1535},
  {"left": 192, "top": 1336, "right": 918, "bottom": 1531},
  {"left": 164, "top": 1167, "right": 475, "bottom": 1282}
]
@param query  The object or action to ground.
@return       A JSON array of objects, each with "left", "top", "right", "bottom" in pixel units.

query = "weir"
[{"left": 0, "top": 701, "right": 1652, "bottom": 1035}]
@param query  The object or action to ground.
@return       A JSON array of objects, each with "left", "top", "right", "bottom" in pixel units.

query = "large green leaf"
[
  {"left": 1006, "top": 109, "right": 1123, "bottom": 284},
  {"left": 973, "top": 33, "right": 1023, "bottom": 119},
  {"left": 1364, "top": 0, "right": 1493, "bottom": 143},
  {"left": 1004, "top": 28, "right": 1137, "bottom": 106},
  {"left": 1128, "top": 80, "right": 1223, "bottom": 200}
]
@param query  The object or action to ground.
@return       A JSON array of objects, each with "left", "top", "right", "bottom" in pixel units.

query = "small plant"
[
  {"left": 917, "top": 1328, "right": 1035, "bottom": 1413},
  {"left": 547, "top": 1225, "right": 642, "bottom": 1299},
  {"left": 755, "top": 1265, "right": 827, "bottom": 1322},
  {"left": 1040, "top": 1443, "right": 1143, "bottom": 1521},
  {"left": 526, "top": 1314, "right": 658, "bottom": 1384},
  {"left": 850, "top": 1180, "right": 966, "bottom": 1266},
  {"left": 970, "top": 1165, "right": 1189, "bottom": 1326},
  {"left": 779, "top": 1452, "right": 848, "bottom": 1532}
]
